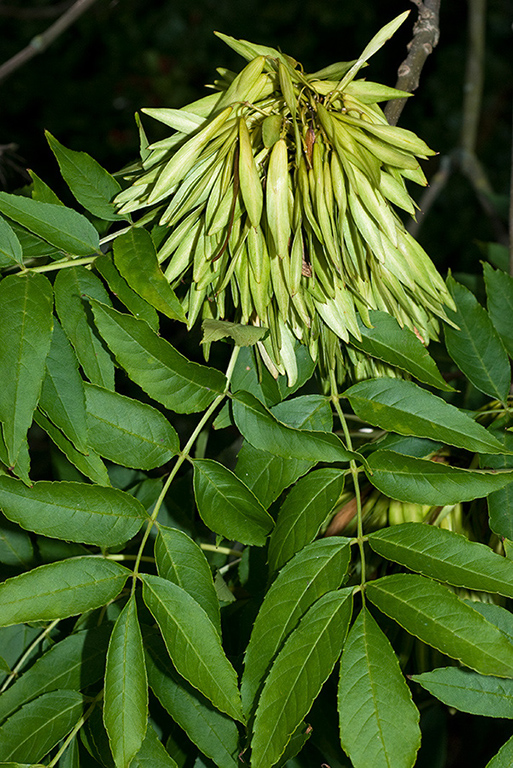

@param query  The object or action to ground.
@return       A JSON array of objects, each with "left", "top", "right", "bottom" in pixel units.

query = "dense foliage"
[{"left": 0, "top": 7, "right": 513, "bottom": 768}]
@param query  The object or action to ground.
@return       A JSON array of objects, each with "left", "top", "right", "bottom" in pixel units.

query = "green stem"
[
  {"left": 130, "top": 345, "right": 241, "bottom": 592},
  {"left": 0, "top": 618, "right": 60, "bottom": 693},
  {"left": 27, "top": 254, "right": 98, "bottom": 273},
  {"left": 330, "top": 370, "right": 366, "bottom": 591},
  {"left": 47, "top": 688, "right": 104, "bottom": 768}
]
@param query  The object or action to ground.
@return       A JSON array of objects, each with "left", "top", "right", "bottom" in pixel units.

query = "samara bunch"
[{"left": 115, "top": 12, "right": 454, "bottom": 386}]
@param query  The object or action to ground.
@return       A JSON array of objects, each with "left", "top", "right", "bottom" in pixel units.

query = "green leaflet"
[
  {"left": 484, "top": 263, "right": 513, "bottom": 358},
  {"left": 155, "top": 525, "right": 221, "bottom": 635},
  {"left": 413, "top": 667, "right": 513, "bottom": 719},
  {"left": 0, "top": 690, "right": 83, "bottom": 762},
  {"left": 366, "top": 574, "right": 513, "bottom": 677},
  {"left": 113, "top": 228, "right": 186, "bottom": 322},
  {"left": 34, "top": 409, "right": 111, "bottom": 486},
  {"left": 345, "top": 378, "right": 506, "bottom": 454},
  {"left": 241, "top": 537, "right": 351, "bottom": 717},
  {"left": 130, "top": 723, "right": 179, "bottom": 768},
  {"left": 141, "top": 574, "right": 244, "bottom": 723},
  {"left": 235, "top": 394, "right": 333, "bottom": 508},
  {"left": 84, "top": 383, "right": 180, "bottom": 470},
  {"left": 338, "top": 607, "right": 421, "bottom": 768},
  {"left": 251, "top": 589, "right": 353, "bottom": 768},
  {"left": 54, "top": 266, "right": 115, "bottom": 390},
  {"left": 481, "top": 432, "right": 513, "bottom": 539},
  {"left": 350, "top": 310, "right": 452, "bottom": 391},
  {"left": 39, "top": 319, "right": 88, "bottom": 454},
  {"left": 0, "top": 476, "right": 146, "bottom": 547},
  {"left": 193, "top": 459, "right": 274, "bottom": 546},
  {"left": 46, "top": 131, "right": 124, "bottom": 222},
  {"left": 485, "top": 735, "right": 513, "bottom": 768},
  {"left": 0, "top": 217, "right": 22, "bottom": 267},
  {"left": 444, "top": 275, "right": 511, "bottom": 402},
  {"left": 0, "top": 273, "right": 53, "bottom": 467},
  {"left": 90, "top": 301, "right": 226, "bottom": 414},
  {"left": 0, "top": 557, "right": 129, "bottom": 626},
  {"left": 145, "top": 631, "right": 239, "bottom": 768},
  {"left": 0, "top": 625, "right": 111, "bottom": 725},
  {"left": 104, "top": 597, "right": 148, "bottom": 768},
  {"left": 94, "top": 255, "right": 159, "bottom": 331},
  {"left": 232, "top": 390, "right": 362, "bottom": 465},
  {"left": 0, "top": 192, "right": 100, "bottom": 256},
  {"left": 268, "top": 468, "right": 345, "bottom": 573},
  {"left": 368, "top": 522, "right": 513, "bottom": 598},
  {"left": 366, "top": 450, "right": 513, "bottom": 505},
  {"left": 29, "top": 169, "right": 63, "bottom": 205}
]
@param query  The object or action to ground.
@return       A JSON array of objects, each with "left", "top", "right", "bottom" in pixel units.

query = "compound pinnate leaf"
[
  {"left": 113, "top": 229, "right": 186, "bottom": 322},
  {"left": 368, "top": 522, "right": 513, "bottom": 598},
  {"left": 39, "top": 319, "right": 88, "bottom": 454},
  {"left": 193, "top": 459, "right": 274, "bottom": 546},
  {"left": 366, "top": 450, "right": 513, "bottom": 505},
  {"left": 351, "top": 311, "right": 452, "bottom": 391},
  {"left": 85, "top": 383, "right": 179, "bottom": 470},
  {"left": 268, "top": 468, "right": 345, "bottom": 573},
  {"left": 46, "top": 131, "right": 124, "bottom": 222},
  {"left": 145, "top": 631, "right": 238, "bottom": 768},
  {"left": 155, "top": 525, "right": 221, "bottom": 635},
  {"left": 232, "top": 390, "right": 361, "bottom": 465},
  {"left": 338, "top": 608, "right": 421, "bottom": 768},
  {"left": 90, "top": 300, "right": 226, "bottom": 413},
  {"left": 366, "top": 574, "right": 513, "bottom": 677},
  {"left": 345, "top": 378, "right": 506, "bottom": 454},
  {"left": 0, "top": 690, "right": 83, "bottom": 762},
  {"left": 54, "top": 266, "right": 115, "bottom": 390},
  {"left": 241, "top": 537, "right": 351, "bottom": 717},
  {"left": 0, "top": 625, "right": 111, "bottom": 725},
  {"left": 0, "top": 192, "right": 100, "bottom": 256},
  {"left": 0, "top": 476, "right": 147, "bottom": 547},
  {"left": 444, "top": 275, "right": 511, "bottom": 402},
  {"left": 412, "top": 667, "right": 513, "bottom": 719},
  {"left": 251, "top": 589, "right": 353, "bottom": 768},
  {"left": 141, "top": 574, "right": 244, "bottom": 723},
  {"left": 104, "top": 596, "right": 148, "bottom": 768},
  {"left": 0, "top": 557, "right": 129, "bottom": 626},
  {"left": 0, "top": 273, "right": 53, "bottom": 467}
]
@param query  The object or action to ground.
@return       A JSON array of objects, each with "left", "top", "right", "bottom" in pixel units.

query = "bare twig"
[
  {"left": 0, "top": 2, "right": 73, "bottom": 19},
  {"left": 385, "top": 0, "right": 441, "bottom": 126},
  {"left": 0, "top": 0, "right": 101, "bottom": 85},
  {"left": 460, "top": 0, "right": 486, "bottom": 154}
]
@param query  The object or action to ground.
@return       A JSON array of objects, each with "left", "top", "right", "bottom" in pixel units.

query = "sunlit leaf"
[
  {"left": 241, "top": 538, "right": 351, "bottom": 717},
  {"left": 0, "top": 557, "right": 129, "bottom": 626},
  {"left": 366, "top": 574, "right": 513, "bottom": 677},
  {"left": 0, "top": 273, "right": 53, "bottom": 467},
  {"left": 338, "top": 608, "right": 420, "bottom": 768},
  {"left": 193, "top": 459, "right": 274, "bottom": 546},
  {"left": 104, "top": 596, "right": 148, "bottom": 768},
  {"left": 251, "top": 589, "right": 353, "bottom": 768},
  {"left": 141, "top": 574, "right": 244, "bottom": 722}
]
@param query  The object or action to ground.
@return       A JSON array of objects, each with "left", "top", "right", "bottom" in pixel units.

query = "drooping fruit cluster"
[{"left": 115, "top": 13, "right": 454, "bottom": 385}]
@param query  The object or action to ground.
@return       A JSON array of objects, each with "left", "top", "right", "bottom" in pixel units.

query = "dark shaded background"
[{"left": 0, "top": 0, "right": 511, "bottom": 276}]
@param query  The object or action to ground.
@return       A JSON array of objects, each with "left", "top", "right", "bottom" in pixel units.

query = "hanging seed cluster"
[{"left": 115, "top": 14, "right": 454, "bottom": 386}]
